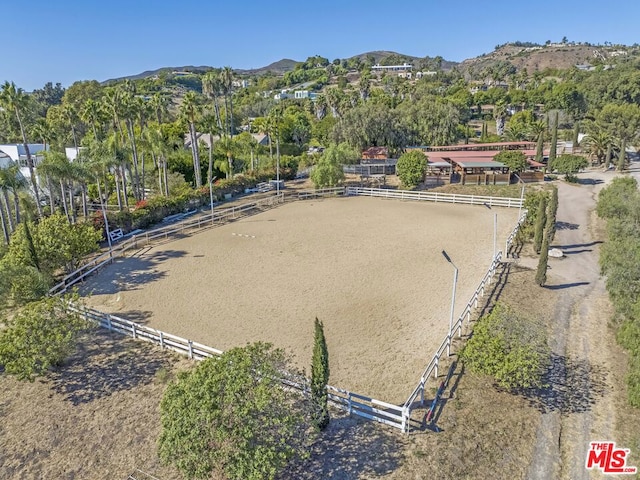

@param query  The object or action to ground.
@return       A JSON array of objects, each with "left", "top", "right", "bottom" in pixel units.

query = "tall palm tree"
[
  {"left": 202, "top": 71, "right": 224, "bottom": 132},
  {"left": 180, "top": 91, "right": 203, "bottom": 188},
  {"left": 0, "top": 162, "right": 27, "bottom": 226},
  {"left": 221, "top": 67, "right": 235, "bottom": 138},
  {"left": 121, "top": 89, "right": 142, "bottom": 200},
  {"left": 0, "top": 81, "right": 43, "bottom": 217},
  {"left": 80, "top": 98, "right": 104, "bottom": 140},
  {"left": 149, "top": 93, "right": 169, "bottom": 124},
  {"left": 144, "top": 127, "right": 170, "bottom": 196}
]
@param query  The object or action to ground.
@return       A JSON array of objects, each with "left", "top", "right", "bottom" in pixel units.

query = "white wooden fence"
[
  {"left": 53, "top": 187, "right": 528, "bottom": 433},
  {"left": 49, "top": 194, "right": 285, "bottom": 295},
  {"left": 400, "top": 208, "right": 529, "bottom": 431},
  {"left": 346, "top": 186, "right": 524, "bottom": 208}
]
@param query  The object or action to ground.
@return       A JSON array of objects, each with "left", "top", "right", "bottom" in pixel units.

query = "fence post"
[
  {"left": 132, "top": 323, "right": 137, "bottom": 339},
  {"left": 348, "top": 394, "right": 353, "bottom": 415},
  {"left": 402, "top": 407, "right": 408, "bottom": 433},
  {"left": 434, "top": 355, "right": 439, "bottom": 379},
  {"left": 107, "top": 314, "right": 113, "bottom": 331},
  {"left": 159, "top": 331, "right": 164, "bottom": 348},
  {"left": 188, "top": 340, "right": 194, "bottom": 359}
]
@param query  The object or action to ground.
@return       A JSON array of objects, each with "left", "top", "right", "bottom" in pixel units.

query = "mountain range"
[{"left": 103, "top": 43, "right": 636, "bottom": 84}]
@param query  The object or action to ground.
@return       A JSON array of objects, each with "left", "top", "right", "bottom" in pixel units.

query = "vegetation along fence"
[
  {"left": 49, "top": 194, "right": 286, "bottom": 295},
  {"left": 401, "top": 207, "right": 528, "bottom": 432},
  {"left": 66, "top": 302, "right": 408, "bottom": 430}
]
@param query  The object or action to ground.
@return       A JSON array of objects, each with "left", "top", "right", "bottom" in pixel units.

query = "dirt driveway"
[{"left": 525, "top": 167, "right": 633, "bottom": 479}]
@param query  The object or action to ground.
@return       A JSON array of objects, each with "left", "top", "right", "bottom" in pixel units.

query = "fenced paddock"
[{"left": 77, "top": 196, "right": 520, "bottom": 410}]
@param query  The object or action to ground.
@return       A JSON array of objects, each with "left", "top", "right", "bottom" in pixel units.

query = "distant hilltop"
[{"left": 102, "top": 41, "right": 638, "bottom": 84}]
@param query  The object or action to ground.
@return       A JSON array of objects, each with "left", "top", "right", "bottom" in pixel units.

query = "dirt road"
[{"left": 526, "top": 168, "right": 622, "bottom": 479}]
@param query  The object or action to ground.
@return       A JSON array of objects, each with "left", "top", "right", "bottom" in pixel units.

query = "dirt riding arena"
[{"left": 82, "top": 196, "right": 520, "bottom": 403}]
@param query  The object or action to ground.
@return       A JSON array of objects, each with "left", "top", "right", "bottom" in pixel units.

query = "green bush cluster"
[
  {"left": 597, "top": 177, "right": 640, "bottom": 407},
  {"left": 461, "top": 303, "right": 549, "bottom": 389},
  {"left": 105, "top": 172, "right": 276, "bottom": 233}
]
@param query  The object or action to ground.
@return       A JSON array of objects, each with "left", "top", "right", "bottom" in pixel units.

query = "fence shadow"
[
  {"left": 516, "top": 354, "right": 608, "bottom": 414},
  {"left": 552, "top": 241, "right": 602, "bottom": 249},
  {"left": 277, "top": 414, "right": 403, "bottom": 479},
  {"left": 48, "top": 330, "right": 170, "bottom": 405}
]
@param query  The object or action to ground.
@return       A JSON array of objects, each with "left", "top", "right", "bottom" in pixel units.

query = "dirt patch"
[{"left": 80, "top": 196, "right": 519, "bottom": 404}]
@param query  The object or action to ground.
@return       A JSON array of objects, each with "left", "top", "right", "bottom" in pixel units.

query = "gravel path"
[{"left": 526, "top": 168, "right": 621, "bottom": 479}]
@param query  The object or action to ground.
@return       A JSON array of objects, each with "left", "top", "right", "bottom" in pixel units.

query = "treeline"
[{"left": 597, "top": 177, "right": 640, "bottom": 406}]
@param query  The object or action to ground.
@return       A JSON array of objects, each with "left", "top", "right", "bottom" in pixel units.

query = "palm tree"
[
  {"left": 39, "top": 151, "right": 74, "bottom": 222},
  {"left": 0, "top": 162, "right": 27, "bottom": 226},
  {"left": 0, "top": 81, "right": 43, "bottom": 217},
  {"left": 180, "top": 91, "right": 203, "bottom": 188},
  {"left": 149, "top": 93, "right": 169, "bottom": 124},
  {"left": 144, "top": 127, "right": 170, "bottom": 196},
  {"left": 493, "top": 101, "right": 507, "bottom": 137},
  {"left": 221, "top": 67, "right": 235, "bottom": 138},
  {"left": 202, "top": 71, "right": 224, "bottom": 132},
  {"left": 80, "top": 98, "right": 103, "bottom": 140},
  {"left": 120, "top": 88, "right": 142, "bottom": 200},
  {"left": 584, "top": 128, "right": 614, "bottom": 165},
  {"left": 529, "top": 121, "right": 547, "bottom": 164}
]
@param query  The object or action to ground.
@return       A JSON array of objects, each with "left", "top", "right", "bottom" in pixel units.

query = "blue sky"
[{"left": 4, "top": 0, "right": 638, "bottom": 91}]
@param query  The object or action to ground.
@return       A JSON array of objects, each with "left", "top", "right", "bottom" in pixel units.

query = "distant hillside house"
[
  {"left": 371, "top": 63, "right": 413, "bottom": 72},
  {"left": 294, "top": 90, "right": 318, "bottom": 100},
  {"left": 232, "top": 79, "right": 250, "bottom": 88},
  {"left": 274, "top": 90, "right": 292, "bottom": 100},
  {"left": 65, "top": 147, "right": 83, "bottom": 162}
]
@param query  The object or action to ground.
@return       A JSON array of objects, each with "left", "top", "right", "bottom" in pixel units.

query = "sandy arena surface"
[{"left": 82, "top": 196, "right": 519, "bottom": 403}]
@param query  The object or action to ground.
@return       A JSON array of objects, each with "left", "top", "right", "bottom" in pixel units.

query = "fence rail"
[
  {"left": 346, "top": 186, "right": 524, "bottom": 208},
  {"left": 68, "top": 302, "right": 407, "bottom": 430},
  {"left": 49, "top": 194, "right": 285, "bottom": 295},
  {"left": 55, "top": 187, "right": 528, "bottom": 433}
]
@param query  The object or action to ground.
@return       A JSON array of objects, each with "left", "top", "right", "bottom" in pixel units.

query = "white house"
[
  {"left": 0, "top": 143, "right": 48, "bottom": 182},
  {"left": 65, "top": 147, "right": 83, "bottom": 162}
]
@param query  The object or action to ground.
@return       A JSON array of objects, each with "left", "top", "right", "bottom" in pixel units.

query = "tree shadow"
[
  {"left": 562, "top": 248, "right": 593, "bottom": 255},
  {"left": 576, "top": 178, "right": 603, "bottom": 185},
  {"left": 552, "top": 241, "right": 602, "bottom": 249},
  {"left": 115, "top": 309, "right": 154, "bottom": 324},
  {"left": 545, "top": 282, "right": 590, "bottom": 290},
  {"left": 556, "top": 221, "right": 579, "bottom": 230},
  {"left": 48, "top": 330, "right": 170, "bottom": 405},
  {"left": 516, "top": 354, "right": 608, "bottom": 414},
  {"left": 278, "top": 414, "right": 404, "bottom": 479},
  {"left": 80, "top": 249, "right": 188, "bottom": 295}
]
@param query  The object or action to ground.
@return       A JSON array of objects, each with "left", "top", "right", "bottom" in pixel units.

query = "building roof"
[
  {"left": 527, "top": 159, "right": 545, "bottom": 167},
  {"left": 454, "top": 160, "right": 506, "bottom": 168},
  {"left": 362, "top": 146, "right": 389, "bottom": 157}
]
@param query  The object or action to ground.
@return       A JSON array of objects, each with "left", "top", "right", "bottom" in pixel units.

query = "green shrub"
[{"left": 461, "top": 303, "right": 549, "bottom": 389}]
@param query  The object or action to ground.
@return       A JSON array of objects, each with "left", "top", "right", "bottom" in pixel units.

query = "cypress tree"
[
  {"left": 535, "top": 131, "right": 544, "bottom": 164},
  {"left": 618, "top": 138, "right": 627, "bottom": 172},
  {"left": 311, "top": 317, "right": 330, "bottom": 430},
  {"left": 572, "top": 121, "right": 580, "bottom": 151},
  {"left": 535, "top": 235, "right": 549, "bottom": 287},
  {"left": 548, "top": 112, "right": 559, "bottom": 170},
  {"left": 23, "top": 220, "right": 40, "bottom": 272},
  {"left": 606, "top": 144, "right": 613, "bottom": 167},
  {"left": 533, "top": 195, "right": 547, "bottom": 254},
  {"left": 545, "top": 186, "right": 558, "bottom": 244}
]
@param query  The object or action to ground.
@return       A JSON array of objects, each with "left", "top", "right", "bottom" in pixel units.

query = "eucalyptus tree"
[
  {"left": 0, "top": 81, "right": 42, "bottom": 217},
  {"left": 180, "top": 91, "right": 203, "bottom": 188}
]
